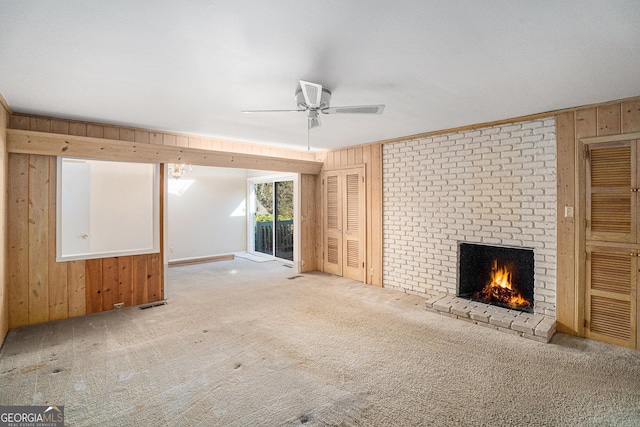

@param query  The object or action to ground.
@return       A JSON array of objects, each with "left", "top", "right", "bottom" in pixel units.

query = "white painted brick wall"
[{"left": 382, "top": 118, "right": 557, "bottom": 317}]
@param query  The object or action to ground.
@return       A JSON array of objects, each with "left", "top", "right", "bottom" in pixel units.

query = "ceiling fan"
[{"left": 242, "top": 80, "right": 385, "bottom": 150}]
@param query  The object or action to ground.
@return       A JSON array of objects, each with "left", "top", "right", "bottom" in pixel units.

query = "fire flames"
[{"left": 473, "top": 259, "right": 531, "bottom": 309}]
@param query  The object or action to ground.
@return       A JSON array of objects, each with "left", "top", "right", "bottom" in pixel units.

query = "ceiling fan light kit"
[{"left": 242, "top": 80, "right": 385, "bottom": 150}]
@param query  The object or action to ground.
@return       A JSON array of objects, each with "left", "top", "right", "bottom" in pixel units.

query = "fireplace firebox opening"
[{"left": 458, "top": 242, "right": 534, "bottom": 313}]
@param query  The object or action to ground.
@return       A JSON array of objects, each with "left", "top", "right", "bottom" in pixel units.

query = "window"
[{"left": 57, "top": 157, "right": 160, "bottom": 261}]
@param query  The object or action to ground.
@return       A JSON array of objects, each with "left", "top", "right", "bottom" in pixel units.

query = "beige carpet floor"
[{"left": 1, "top": 259, "right": 639, "bottom": 426}]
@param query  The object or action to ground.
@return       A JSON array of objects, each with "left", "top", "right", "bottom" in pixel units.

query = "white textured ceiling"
[{"left": 1, "top": 1, "right": 639, "bottom": 151}]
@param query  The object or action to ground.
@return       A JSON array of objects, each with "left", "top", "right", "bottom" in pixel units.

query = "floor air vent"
[{"left": 140, "top": 301, "right": 167, "bottom": 310}]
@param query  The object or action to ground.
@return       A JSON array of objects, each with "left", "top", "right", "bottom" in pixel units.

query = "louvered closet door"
[
  {"left": 322, "top": 167, "right": 366, "bottom": 281},
  {"left": 342, "top": 169, "right": 365, "bottom": 281},
  {"left": 586, "top": 141, "right": 637, "bottom": 243},
  {"left": 584, "top": 139, "right": 639, "bottom": 350},
  {"left": 323, "top": 171, "right": 343, "bottom": 275},
  {"left": 585, "top": 246, "right": 637, "bottom": 349}
]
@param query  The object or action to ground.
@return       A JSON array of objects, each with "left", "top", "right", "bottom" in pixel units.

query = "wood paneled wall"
[
  {"left": 7, "top": 153, "right": 164, "bottom": 329},
  {"left": 315, "top": 143, "right": 383, "bottom": 286},
  {"left": 5, "top": 112, "right": 314, "bottom": 330},
  {"left": 556, "top": 98, "right": 640, "bottom": 335},
  {"left": 0, "top": 102, "right": 9, "bottom": 345},
  {"left": 300, "top": 174, "right": 319, "bottom": 273}
]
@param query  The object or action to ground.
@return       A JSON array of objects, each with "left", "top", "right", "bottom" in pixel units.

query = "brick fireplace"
[{"left": 382, "top": 118, "right": 557, "bottom": 339}]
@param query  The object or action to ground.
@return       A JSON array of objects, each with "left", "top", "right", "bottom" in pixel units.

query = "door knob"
[{"left": 82, "top": 234, "right": 89, "bottom": 239}]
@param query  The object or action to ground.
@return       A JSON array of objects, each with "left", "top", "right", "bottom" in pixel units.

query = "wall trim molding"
[
  {"left": 168, "top": 254, "right": 235, "bottom": 267},
  {"left": 374, "top": 94, "right": 640, "bottom": 147}
]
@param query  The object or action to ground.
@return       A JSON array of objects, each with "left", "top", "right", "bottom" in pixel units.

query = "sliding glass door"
[
  {"left": 274, "top": 181, "right": 294, "bottom": 261},
  {"left": 251, "top": 178, "right": 294, "bottom": 262}
]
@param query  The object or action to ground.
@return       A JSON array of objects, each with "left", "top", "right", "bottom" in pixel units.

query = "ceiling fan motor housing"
[{"left": 295, "top": 86, "right": 332, "bottom": 109}]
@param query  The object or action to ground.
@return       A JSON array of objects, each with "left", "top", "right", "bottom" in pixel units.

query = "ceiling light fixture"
[{"left": 168, "top": 163, "right": 192, "bottom": 179}]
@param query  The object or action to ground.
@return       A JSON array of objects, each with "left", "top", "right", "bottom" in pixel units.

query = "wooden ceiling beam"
[{"left": 7, "top": 129, "right": 323, "bottom": 175}]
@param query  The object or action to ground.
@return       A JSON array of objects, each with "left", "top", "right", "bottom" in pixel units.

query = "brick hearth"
[{"left": 425, "top": 293, "right": 556, "bottom": 343}]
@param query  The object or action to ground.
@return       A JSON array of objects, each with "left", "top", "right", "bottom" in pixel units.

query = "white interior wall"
[{"left": 168, "top": 166, "right": 248, "bottom": 261}]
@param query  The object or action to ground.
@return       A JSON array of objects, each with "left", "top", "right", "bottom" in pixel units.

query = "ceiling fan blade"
[
  {"left": 299, "top": 80, "right": 323, "bottom": 108},
  {"left": 241, "top": 109, "right": 305, "bottom": 113},
  {"left": 322, "top": 105, "right": 385, "bottom": 115}
]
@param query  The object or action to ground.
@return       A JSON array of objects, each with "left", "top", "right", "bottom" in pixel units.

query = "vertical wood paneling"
[
  {"left": 370, "top": 143, "right": 383, "bottom": 287},
  {"left": 0, "top": 107, "right": 8, "bottom": 344},
  {"left": 150, "top": 132, "right": 163, "bottom": 145},
  {"left": 555, "top": 111, "right": 576, "bottom": 334},
  {"left": 347, "top": 148, "right": 356, "bottom": 165},
  {"left": 7, "top": 154, "right": 29, "bottom": 328},
  {"left": 163, "top": 134, "right": 177, "bottom": 146},
  {"left": 133, "top": 255, "right": 148, "bottom": 305},
  {"left": 101, "top": 258, "right": 119, "bottom": 311},
  {"left": 574, "top": 107, "right": 597, "bottom": 336},
  {"left": 85, "top": 259, "right": 103, "bottom": 314},
  {"left": 133, "top": 130, "right": 150, "bottom": 144},
  {"left": 120, "top": 128, "right": 135, "bottom": 142},
  {"left": 324, "top": 152, "right": 333, "bottom": 169},
  {"left": 300, "top": 174, "right": 317, "bottom": 272},
  {"left": 354, "top": 146, "right": 363, "bottom": 164},
  {"left": 50, "top": 119, "right": 70, "bottom": 135},
  {"left": 10, "top": 115, "right": 29, "bottom": 130},
  {"left": 31, "top": 118, "right": 50, "bottom": 132},
  {"left": 104, "top": 127, "right": 120, "bottom": 140},
  {"left": 315, "top": 169, "right": 324, "bottom": 270},
  {"left": 176, "top": 135, "right": 189, "bottom": 148},
  {"left": 147, "top": 254, "right": 161, "bottom": 302},
  {"left": 118, "top": 257, "right": 133, "bottom": 306},
  {"left": 28, "top": 155, "right": 50, "bottom": 324},
  {"left": 48, "top": 157, "right": 68, "bottom": 320},
  {"left": 597, "top": 104, "right": 621, "bottom": 136},
  {"left": 622, "top": 100, "right": 640, "bottom": 133},
  {"left": 68, "top": 122, "right": 87, "bottom": 137},
  {"left": 87, "top": 124, "right": 104, "bottom": 138},
  {"left": 576, "top": 108, "right": 598, "bottom": 139},
  {"left": 340, "top": 149, "right": 348, "bottom": 167},
  {"left": 67, "top": 261, "right": 86, "bottom": 317},
  {"left": 362, "top": 145, "right": 373, "bottom": 285},
  {"left": 188, "top": 137, "right": 202, "bottom": 149}
]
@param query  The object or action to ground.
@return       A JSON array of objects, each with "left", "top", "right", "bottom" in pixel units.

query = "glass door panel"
[
  {"left": 275, "top": 181, "right": 294, "bottom": 261},
  {"left": 254, "top": 182, "right": 273, "bottom": 255}
]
